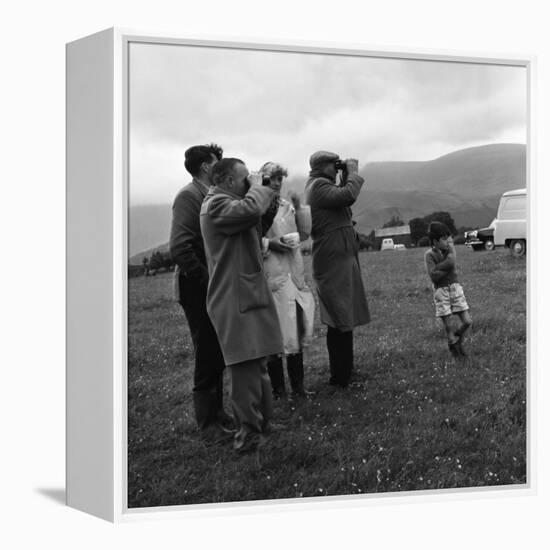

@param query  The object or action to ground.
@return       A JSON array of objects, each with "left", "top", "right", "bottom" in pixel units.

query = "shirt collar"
[{"left": 192, "top": 177, "right": 211, "bottom": 196}]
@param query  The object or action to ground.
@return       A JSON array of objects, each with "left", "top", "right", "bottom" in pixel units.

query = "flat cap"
[{"left": 309, "top": 150, "right": 339, "bottom": 170}]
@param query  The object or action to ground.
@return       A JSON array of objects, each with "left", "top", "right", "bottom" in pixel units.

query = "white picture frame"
[{"left": 66, "top": 27, "right": 535, "bottom": 522}]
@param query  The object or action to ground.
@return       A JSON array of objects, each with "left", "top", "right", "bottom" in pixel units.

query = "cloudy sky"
[{"left": 129, "top": 42, "right": 526, "bottom": 206}]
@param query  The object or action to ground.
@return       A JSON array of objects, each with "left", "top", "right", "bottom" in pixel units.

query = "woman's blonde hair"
[{"left": 258, "top": 161, "right": 288, "bottom": 178}]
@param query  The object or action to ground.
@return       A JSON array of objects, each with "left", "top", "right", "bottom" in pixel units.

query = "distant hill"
[
  {"left": 129, "top": 204, "right": 172, "bottom": 257},
  {"left": 129, "top": 143, "right": 526, "bottom": 257},
  {"left": 351, "top": 143, "right": 525, "bottom": 233},
  {"left": 129, "top": 242, "right": 170, "bottom": 265}
]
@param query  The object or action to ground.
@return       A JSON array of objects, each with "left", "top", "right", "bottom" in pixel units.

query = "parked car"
[
  {"left": 493, "top": 188, "right": 526, "bottom": 256},
  {"left": 380, "top": 238, "right": 395, "bottom": 250},
  {"left": 465, "top": 188, "right": 526, "bottom": 256},
  {"left": 393, "top": 243, "right": 406, "bottom": 250},
  {"left": 465, "top": 222, "right": 496, "bottom": 251}
]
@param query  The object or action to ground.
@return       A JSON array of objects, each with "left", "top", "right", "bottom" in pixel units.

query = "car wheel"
[
  {"left": 471, "top": 244, "right": 483, "bottom": 251},
  {"left": 510, "top": 239, "right": 526, "bottom": 257},
  {"left": 484, "top": 239, "right": 495, "bottom": 251}
]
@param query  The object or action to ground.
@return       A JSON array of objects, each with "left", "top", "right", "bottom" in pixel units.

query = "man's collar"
[
  {"left": 192, "top": 177, "right": 211, "bottom": 195},
  {"left": 209, "top": 185, "right": 244, "bottom": 200}
]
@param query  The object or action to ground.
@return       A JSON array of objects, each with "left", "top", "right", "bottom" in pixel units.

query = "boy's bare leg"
[
  {"left": 440, "top": 315, "right": 458, "bottom": 344},
  {"left": 454, "top": 310, "right": 472, "bottom": 342},
  {"left": 441, "top": 315, "right": 462, "bottom": 358}
]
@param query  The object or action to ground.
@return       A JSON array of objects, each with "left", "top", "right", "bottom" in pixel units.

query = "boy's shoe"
[
  {"left": 448, "top": 340, "right": 462, "bottom": 358},
  {"left": 457, "top": 341, "right": 468, "bottom": 357}
]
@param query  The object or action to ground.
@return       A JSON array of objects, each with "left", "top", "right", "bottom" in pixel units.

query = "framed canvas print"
[{"left": 66, "top": 28, "right": 534, "bottom": 522}]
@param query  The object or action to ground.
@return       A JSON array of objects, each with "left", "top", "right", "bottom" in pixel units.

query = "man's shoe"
[
  {"left": 216, "top": 409, "right": 237, "bottom": 431},
  {"left": 329, "top": 378, "right": 349, "bottom": 389},
  {"left": 233, "top": 432, "right": 266, "bottom": 453},
  {"left": 263, "top": 421, "right": 286, "bottom": 434},
  {"left": 200, "top": 422, "right": 235, "bottom": 445}
]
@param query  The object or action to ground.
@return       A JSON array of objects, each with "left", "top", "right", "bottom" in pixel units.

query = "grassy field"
[{"left": 127, "top": 246, "right": 526, "bottom": 508}]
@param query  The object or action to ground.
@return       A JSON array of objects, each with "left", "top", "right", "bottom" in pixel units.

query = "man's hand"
[
  {"left": 345, "top": 158, "right": 359, "bottom": 175},
  {"left": 247, "top": 172, "right": 264, "bottom": 188},
  {"left": 447, "top": 236, "right": 456, "bottom": 252},
  {"left": 268, "top": 237, "right": 295, "bottom": 253}
]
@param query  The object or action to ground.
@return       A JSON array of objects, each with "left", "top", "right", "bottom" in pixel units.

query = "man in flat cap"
[{"left": 304, "top": 151, "right": 370, "bottom": 388}]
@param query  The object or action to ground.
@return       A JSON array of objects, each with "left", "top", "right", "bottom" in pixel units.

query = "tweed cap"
[{"left": 309, "top": 150, "right": 340, "bottom": 170}]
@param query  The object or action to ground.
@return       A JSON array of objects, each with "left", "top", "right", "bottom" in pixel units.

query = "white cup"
[{"left": 281, "top": 232, "right": 300, "bottom": 247}]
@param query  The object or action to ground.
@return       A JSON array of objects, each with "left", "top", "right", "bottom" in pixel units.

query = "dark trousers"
[
  {"left": 178, "top": 272, "right": 226, "bottom": 428},
  {"left": 326, "top": 326, "right": 353, "bottom": 387},
  {"left": 230, "top": 357, "right": 273, "bottom": 437}
]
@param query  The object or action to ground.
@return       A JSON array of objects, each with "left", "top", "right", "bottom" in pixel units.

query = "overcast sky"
[{"left": 129, "top": 42, "right": 526, "bottom": 206}]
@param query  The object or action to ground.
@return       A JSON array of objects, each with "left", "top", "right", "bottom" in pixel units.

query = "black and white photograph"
[{"left": 127, "top": 41, "right": 527, "bottom": 508}]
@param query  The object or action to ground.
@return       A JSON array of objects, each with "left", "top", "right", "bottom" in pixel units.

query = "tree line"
[
  {"left": 357, "top": 211, "right": 471, "bottom": 250},
  {"left": 130, "top": 211, "right": 469, "bottom": 277}
]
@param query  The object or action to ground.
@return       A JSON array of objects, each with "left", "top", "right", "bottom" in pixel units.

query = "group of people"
[
  {"left": 169, "top": 143, "right": 370, "bottom": 452},
  {"left": 169, "top": 142, "right": 472, "bottom": 453}
]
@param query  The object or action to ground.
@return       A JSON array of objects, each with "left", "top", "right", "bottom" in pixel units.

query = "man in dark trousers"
[
  {"left": 304, "top": 151, "right": 370, "bottom": 388},
  {"left": 169, "top": 143, "right": 234, "bottom": 440}
]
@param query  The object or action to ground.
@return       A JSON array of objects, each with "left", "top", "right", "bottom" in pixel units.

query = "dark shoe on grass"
[
  {"left": 457, "top": 341, "right": 468, "bottom": 357},
  {"left": 234, "top": 432, "right": 267, "bottom": 454},
  {"left": 200, "top": 422, "right": 235, "bottom": 445},
  {"left": 328, "top": 378, "right": 349, "bottom": 389},
  {"left": 291, "top": 388, "right": 315, "bottom": 400},
  {"left": 216, "top": 409, "right": 237, "bottom": 431},
  {"left": 448, "top": 340, "right": 462, "bottom": 359}
]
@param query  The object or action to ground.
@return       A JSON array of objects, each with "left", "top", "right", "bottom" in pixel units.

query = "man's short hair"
[
  {"left": 428, "top": 221, "right": 451, "bottom": 245},
  {"left": 211, "top": 158, "right": 245, "bottom": 186},
  {"left": 184, "top": 143, "right": 223, "bottom": 177}
]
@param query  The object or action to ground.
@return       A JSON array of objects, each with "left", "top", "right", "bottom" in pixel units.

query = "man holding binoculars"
[{"left": 304, "top": 151, "right": 370, "bottom": 388}]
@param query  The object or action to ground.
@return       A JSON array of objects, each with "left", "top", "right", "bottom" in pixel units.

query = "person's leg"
[
  {"left": 229, "top": 358, "right": 270, "bottom": 452},
  {"left": 178, "top": 274, "right": 228, "bottom": 429},
  {"left": 326, "top": 325, "right": 340, "bottom": 385},
  {"left": 327, "top": 326, "right": 353, "bottom": 387},
  {"left": 340, "top": 330, "right": 353, "bottom": 384},
  {"left": 455, "top": 310, "right": 472, "bottom": 338},
  {"left": 454, "top": 310, "right": 472, "bottom": 355},
  {"left": 267, "top": 355, "right": 286, "bottom": 399},
  {"left": 287, "top": 352, "right": 309, "bottom": 397},
  {"left": 440, "top": 315, "right": 460, "bottom": 357},
  {"left": 259, "top": 357, "right": 274, "bottom": 431}
]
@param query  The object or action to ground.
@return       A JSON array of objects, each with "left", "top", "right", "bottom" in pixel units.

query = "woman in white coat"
[{"left": 259, "top": 162, "right": 316, "bottom": 399}]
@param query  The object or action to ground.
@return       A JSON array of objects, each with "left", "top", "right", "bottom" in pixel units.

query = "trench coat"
[
  {"left": 263, "top": 199, "right": 315, "bottom": 354},
  {"left": 304, "top": 173, "right": 370, "bottom": 331},
  {"left": 200, "top": 184, "right": 284, "bottom": 366}
]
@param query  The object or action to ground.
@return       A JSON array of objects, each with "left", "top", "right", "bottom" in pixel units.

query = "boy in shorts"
[{"left": 424, "top": 221, "right": 472, "bottom": 357}]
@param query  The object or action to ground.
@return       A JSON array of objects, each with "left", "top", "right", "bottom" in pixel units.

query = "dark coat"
[
  {"left": 304, "top": 173, "right": 370, "bottom": 331},
  {"left": 200, "top": 185, "right": 284, "bottom": 366},
  {"left": 169, "top": 178, "right": 210, "bottom": 278}
]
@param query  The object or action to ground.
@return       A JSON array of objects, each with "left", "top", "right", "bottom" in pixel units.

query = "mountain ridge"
[{"left": 129, "top": 143, "right": 526, "bottom": 260}]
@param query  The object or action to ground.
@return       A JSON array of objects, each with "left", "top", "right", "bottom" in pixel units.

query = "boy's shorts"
[{"left": 433, "top": 283, "right": 469, "bottom": 317}]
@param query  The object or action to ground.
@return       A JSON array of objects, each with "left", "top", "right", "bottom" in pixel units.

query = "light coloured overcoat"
[
  {"left": 263, "top": 199, "right": 315, "bottom": 354},
  {"left": 200, "top": 185, "right": 284, "bottom": 366}
]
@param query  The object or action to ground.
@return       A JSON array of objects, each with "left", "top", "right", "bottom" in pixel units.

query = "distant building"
[{"left": 374, "top": 225, "right": 411, "bottom": 249}]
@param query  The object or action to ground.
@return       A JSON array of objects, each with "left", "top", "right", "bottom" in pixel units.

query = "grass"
[{"left": 127, "top": 246, "right": 526, "bottom": 508}]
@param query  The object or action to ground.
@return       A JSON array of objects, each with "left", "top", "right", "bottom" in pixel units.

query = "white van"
[
  {"left": 493, "top": 188, "right": 527, "bottom": 256},
  {"left": 380, "top": 238, "right": 394, "bottom": 251}
]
